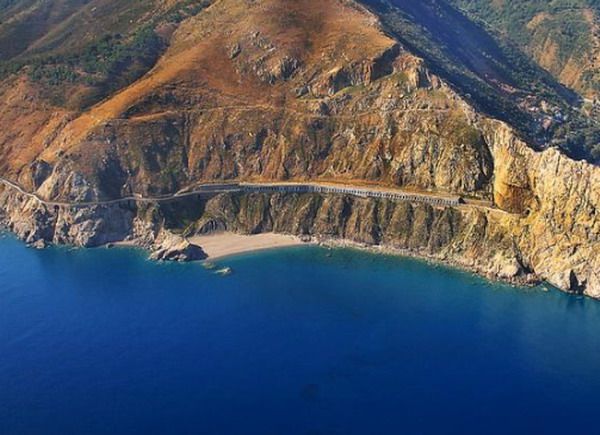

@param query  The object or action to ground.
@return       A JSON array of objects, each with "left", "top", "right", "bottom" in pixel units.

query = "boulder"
[{"left": 150, "top": 231, "right": 207, "bottom": 262}]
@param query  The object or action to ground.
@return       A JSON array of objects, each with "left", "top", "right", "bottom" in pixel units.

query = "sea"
[{"left": 1, "top": 233, "right": 600, "bottom": 434}]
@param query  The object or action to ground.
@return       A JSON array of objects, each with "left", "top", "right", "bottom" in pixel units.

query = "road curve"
[{"left": 0, "top": 177, "right": 498, "bottom": 211}]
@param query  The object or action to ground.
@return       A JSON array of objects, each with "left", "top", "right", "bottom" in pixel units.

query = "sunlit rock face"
[{"left": 0, "top": 0, "right": 598, "bottom": 296}]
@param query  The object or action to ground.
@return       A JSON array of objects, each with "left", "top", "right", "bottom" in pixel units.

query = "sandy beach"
[{"left": 189, "top": 232, "right": 305, "bottom": 260}]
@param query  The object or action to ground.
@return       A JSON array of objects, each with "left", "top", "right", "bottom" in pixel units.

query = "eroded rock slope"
[{"left": 0, "top": 0, "right": 598, "bottom": 297}]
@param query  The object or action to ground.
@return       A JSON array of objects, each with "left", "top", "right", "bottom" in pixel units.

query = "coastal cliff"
[
  {"left": 1, "top": 123, "right": 599, "bottom": 297},
  {"left": 0, "top": 0, "right": 598, "bottom": 298},
  {"left": 487, "top": 123, "right": 600, "bottom": 297}
]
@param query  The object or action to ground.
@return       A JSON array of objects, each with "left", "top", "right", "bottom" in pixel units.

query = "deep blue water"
[{"left": 1, "top": 234, "right": 600, "bottom": 435}]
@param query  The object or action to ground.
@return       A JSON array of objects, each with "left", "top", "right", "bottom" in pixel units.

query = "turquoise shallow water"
[{"left": 1, "top": 233, "right": 600, "bottom": 434}]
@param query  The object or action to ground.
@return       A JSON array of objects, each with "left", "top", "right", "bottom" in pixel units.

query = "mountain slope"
[
  {"left": 1, "top": 0, "right": 498, "bottom": 199},
  {"left": 0, "top": 0, "right": 598, "bottom": 298},
  {"left": 450, "top": 0, "right": 600, "bottom": 99},
  {"left": 362, "top": 0, "right": 600, "bottom": 161},
  {"left": 0, "top": 0, "right": 208, "bottom": 108},
  {"left": 1, "top": 0, "right": 599, "bottom": 160}
]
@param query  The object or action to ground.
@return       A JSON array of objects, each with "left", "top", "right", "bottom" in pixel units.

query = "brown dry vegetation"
[
  {"left": 0, "top": 0, "right": 595, "bottom": 201},
  {"left": 1, "top": 0, "right": 494, "bottom": 201}
]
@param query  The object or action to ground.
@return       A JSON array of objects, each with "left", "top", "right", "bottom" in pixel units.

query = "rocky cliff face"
[
  {"left": 0, "top": 0, "right": 598, "bottom": 298},
  {"left": 486, "top": 122, "right": 600, "bottom": 297},
  {"left": 0, "top": 178, "right": 529, "bottom": 284},
  {"left": 2, "top": 124, "right": 599, "bottom": 297}
]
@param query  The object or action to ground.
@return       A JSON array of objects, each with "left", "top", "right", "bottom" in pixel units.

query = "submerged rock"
[
  {"left": 215, "top": 267, "right": 233, "bottom": 276},
  {"left": 202, "top": 261, "right": 217, "bottom": 270}
]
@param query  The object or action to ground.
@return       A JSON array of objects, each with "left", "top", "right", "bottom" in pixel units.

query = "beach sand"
[{"left": 189, "top": 232, "right": 305, "bottom": 260}]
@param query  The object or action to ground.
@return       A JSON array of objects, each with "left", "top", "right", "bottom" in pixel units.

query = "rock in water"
[
  {"left": 215, "top": 267, "right": 233, "bottom": 276},
  {"left": 150, "top": 231, "right": 207, "bottom": 262},
  {"left": 202, "top": 262, "right": 217, "bottom": 270},
  {"left": 29, "top": 239, "right": 47, "bottom": 250}
]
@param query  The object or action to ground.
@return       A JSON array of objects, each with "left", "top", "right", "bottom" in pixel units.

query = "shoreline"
[
  {"left": 188, "top": 232, "right": 306, "bottom": 261},
  {"left": 0, "top": 183, "right": 588, "bottom": 298},
  {"left": 0, "top": 226, "right": 562, "bottom": 296},
  {"left": 187, "top": 231, "right": 543, "bottom": 291},
  {"left": 313, "top": 237, "right": 544, "bottom": 290}
]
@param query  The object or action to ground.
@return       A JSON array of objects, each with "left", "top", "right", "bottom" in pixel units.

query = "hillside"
[
  {"left": 0, "top": 0, "right": 209, "bottom": 108},
  {"left": 0, "top": 0, "right": 598, "bottom": 298},
  {"left": 365, "top": 0, "right": 600, "bottom": 161},
  {"left": 451, "top": 0, "right": 600, "bottom": 99},
  {"left": 2, "top": 0, "right": 598, "bottom": 160},
  {"left": 0, "top": 0, "right": 504, "bottom": 197}
]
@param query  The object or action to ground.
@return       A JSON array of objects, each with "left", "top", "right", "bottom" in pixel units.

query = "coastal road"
[{"left": 0, "top": 176, "right": 500, "bottom": 212}]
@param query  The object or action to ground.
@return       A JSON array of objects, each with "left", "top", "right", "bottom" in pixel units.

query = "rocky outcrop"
[
  {"left": 150, "top": 230, "right": 207, "bottom": 262},
  {"left": 0, "top": 187, "right": 134, "bottom": 247},
  {"left": 485, "top": 121, "right": 600, "bottom": 297}
]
